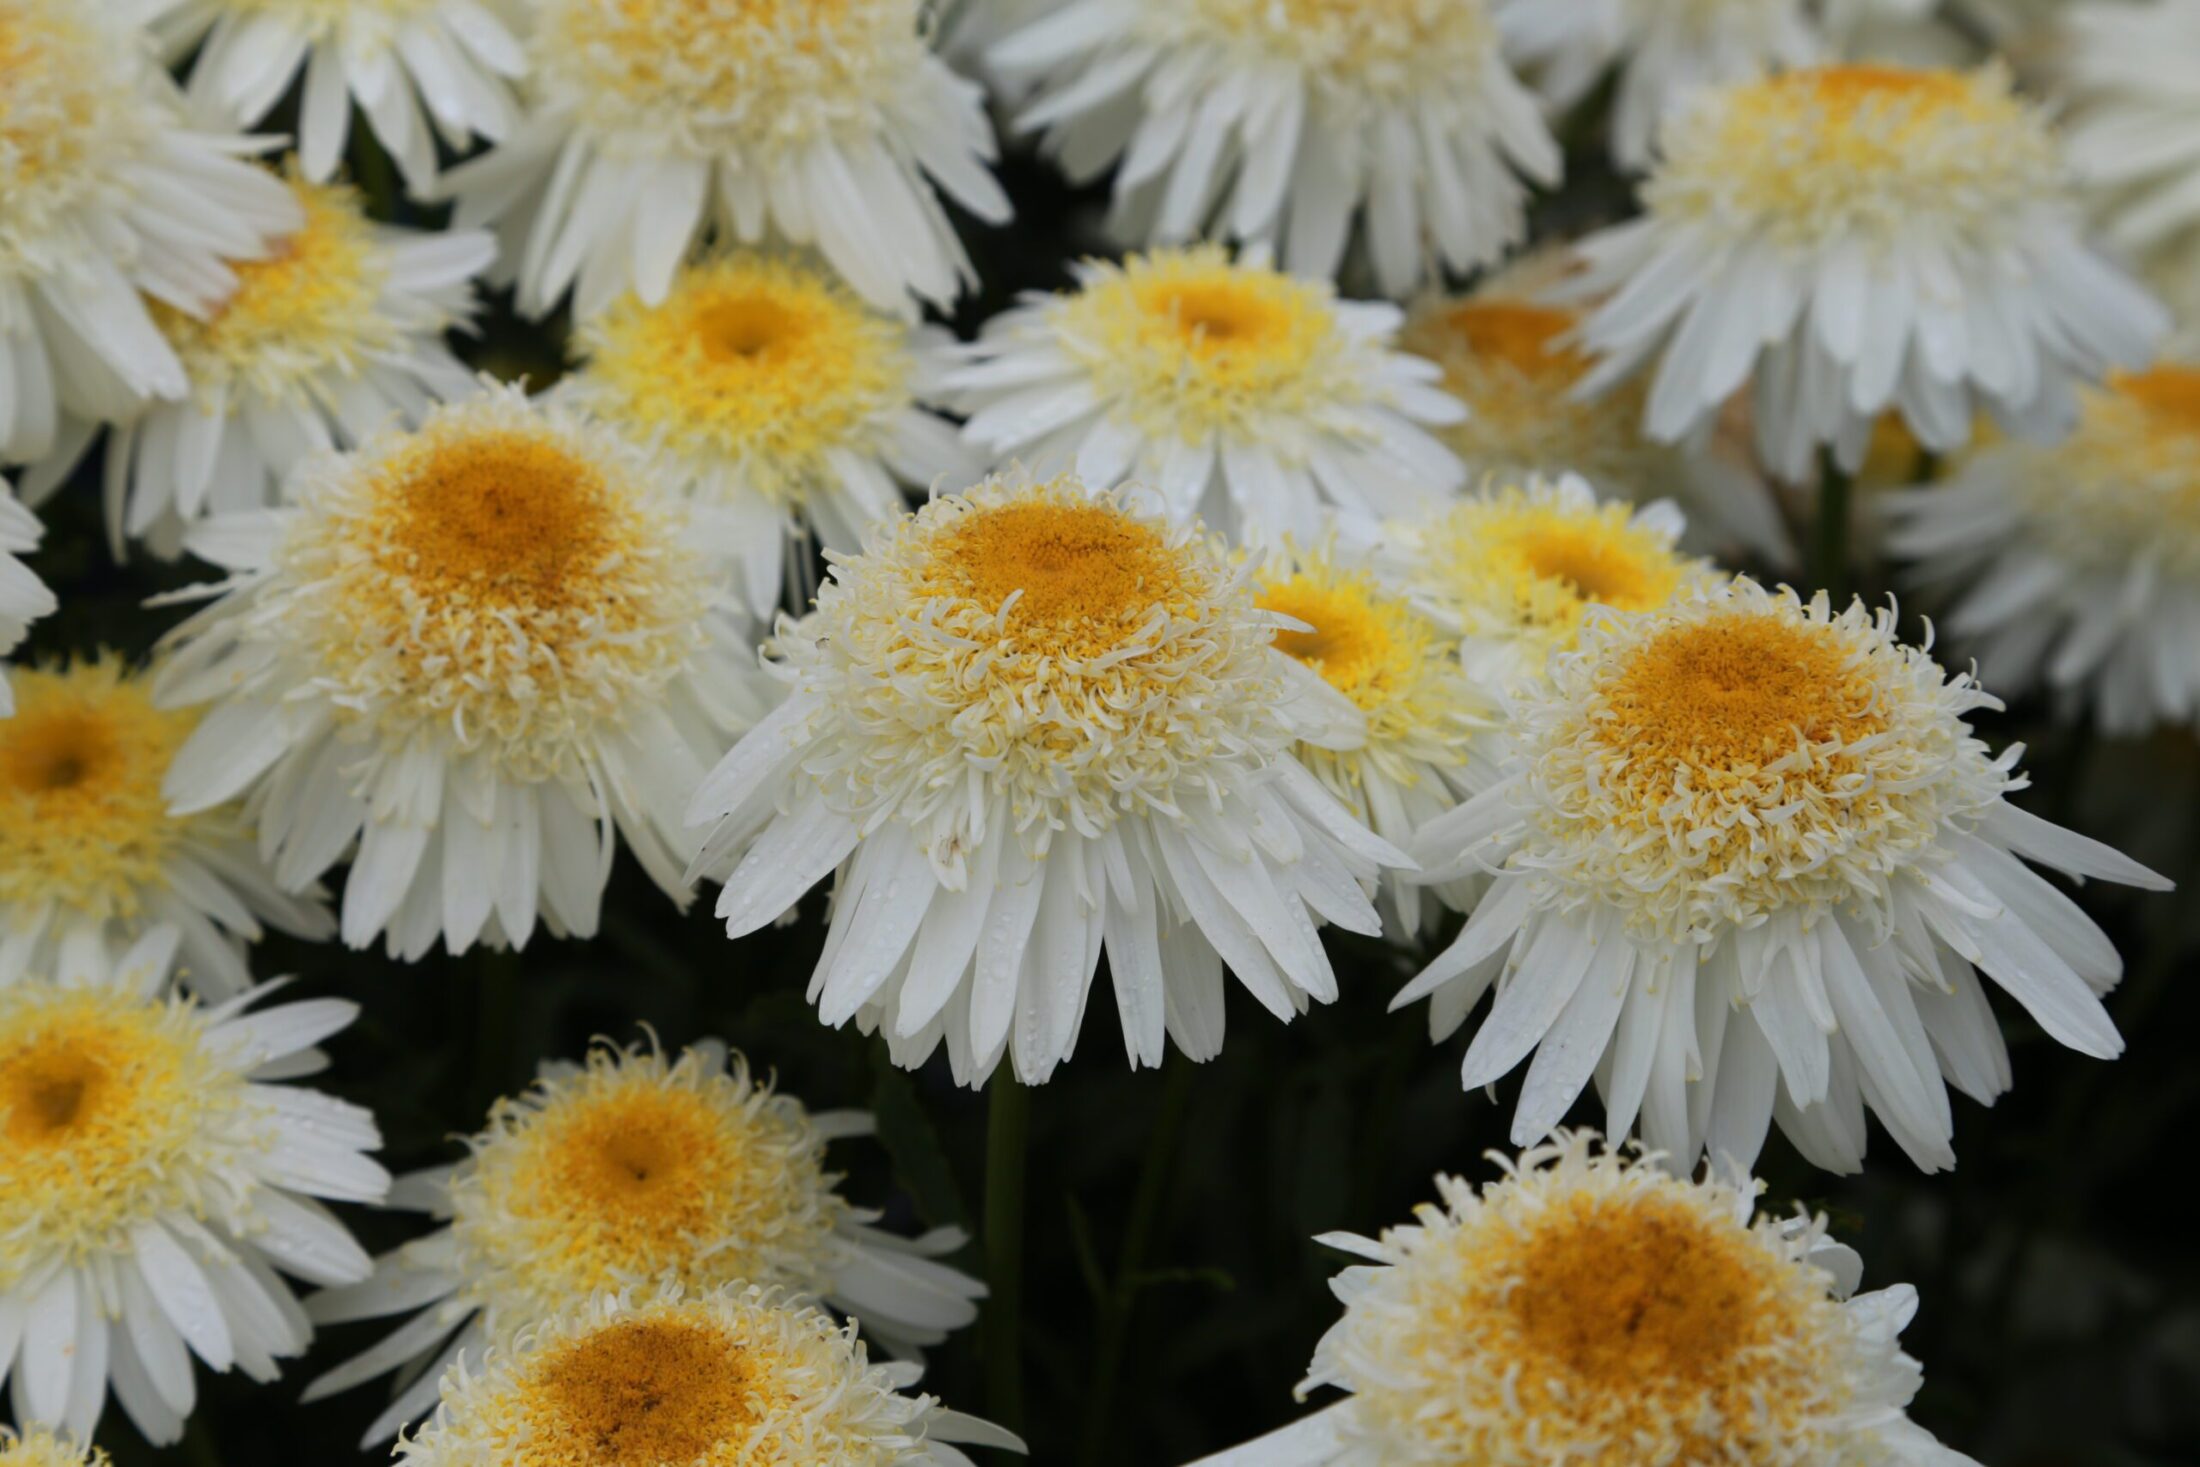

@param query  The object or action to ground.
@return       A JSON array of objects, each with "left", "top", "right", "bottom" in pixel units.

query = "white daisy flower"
[
  {"left": 992, "top": 0, "right": 1560, "bottom": 297},
  {"left": 2060, "top": 0, "right": 2200, "bottom": 283},
  {"left": 1, "top": 480, "right": 58, "bottom": 717},
  {"left": 439, "top": 0, "right": 1010, "bottom": 320},
  {"left": 0, "top": 658, "right": 332, "bottom": 995},
  {"left": 1497, "top": 0, "right": 1820, "bottom": 171},
  {"left": 0, "top": 1427, "right": 105, "bottom": 1467},
  {"left": 687, "top": 469, "right": 1407, "bottom": 1087},
  {"left": 24, "top": 172, "right": 492, "bottom": 558},
  {"left": 1565, "top": 63, "right": 2168, "bottom": 484},
  {"left": 1397, "top": 267, "right": 1792, "bottom": 563},
  {"left": 141, "top": 0, "right": 525, "bottom": 195},
  {"left": 0, "top": 0, "right": 301, "bottom": 464},
  {"left": 391, "top": 1285, "right": 1021, "bottom": 1467},
  {"left": 946, "top": 246, "right": 1466, "bottom": 546},
  {"left": 1254, "top": 544, "right": 1491, "bottom": 935},
  {"left": 1398, "top": 579, "right": 2170, "bottom": 1175},
  {"left": 304, "top": 1037, "right": 985, "bottom": 1443},
  {"left": 560, "top": 253, "right": 974, "bottom": 621},
  {"left": 1189, "top": 1132, "right": 1977, "bottom": 1467},
  {"left": 0, "top": 926, "right": 386, "bottom": 1445},
  {"left": 1383, "top": 473, "right": 1718, "bottom": 692},
  {"left": 1886, "top": 363, "right": 2200, "bottom": 734},
  {"left": 151, "top": 385, "right": 772, "bottom": 961}
]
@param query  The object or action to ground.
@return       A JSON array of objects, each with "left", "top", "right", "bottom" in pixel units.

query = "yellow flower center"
[
  {"left": 575, "top": 255, "right": 910, "bottom": 503},
  {"left": 0, "top": 0, "right": 131, "bottom": 255},
  {"left": 1178, "top": 0, "right": 1494, "bottom": 91},
  {"left": 1435, "top": 300, "right": 1586, "bottom": 383},
  {"left": 0, "top": 663, "right": 201, "bottom": 922},
  {"left": 149, "top": 177, "right": 390, "bottom": 401},
  {"left": 0, "top": 1428, "right": 110, "bottom": 1467},
  {"left": 2011, "top": 363, "right": 2200, "bottom": 576},
  {"left": 527, "top": 1319, "right": 762, "bottom": 1467},
  {"left": 1261, "top": 575, "right": 1402, "bottom": 703},
  {"left": 925, "top": 498, "right": 1195, "bottom": 661},
  {"left": 2114, "top": 363, "right": 2200, "bottom": 432},
  {"left": 0, "top": 987, "right": 232, "bottom": 1283}
]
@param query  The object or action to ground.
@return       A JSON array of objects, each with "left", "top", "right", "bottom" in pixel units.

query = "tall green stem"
[
  {"left": 982, "top": 1075, "right": 1030, "bottom": 1435},
  {"left": 1078, "top": 1057, "right": 1196, "bottom": 1467},
  {"left": 1813, "top": 451, "right": 1854, "bottom": 606}
]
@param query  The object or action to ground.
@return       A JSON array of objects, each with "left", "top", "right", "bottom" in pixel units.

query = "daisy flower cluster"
[{"left": 4, "top": 0, "right": 2198, "bottom": 1463}]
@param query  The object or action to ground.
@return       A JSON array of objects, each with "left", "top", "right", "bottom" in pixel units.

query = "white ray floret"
[
  {"left": 992, "top": 0, "right": 1560, "bottom": 297},
  {"left": 1, "top": 479, "right": 57, "bottom": 717},
  {"left": 152, "top": 385, "right": 774, "bottom": 961},
  {"left": 0, "top": 927, "right": 386, "bottom": 1445},
  {"left": 1565, "top": 63, "right": 2168, "bottom": 483},
  {"left": 438, "top": 0, "right": 1010, "bottom": 319},
  {"left": 688, "top": 470, "right": 1409, "bottom": 1087},
  {"left": 1398, "top": 579, "right": 2170, "bottom": 1174},
  {"left": 2059, "top": 0, "right": 2200, "bottom": 284}
]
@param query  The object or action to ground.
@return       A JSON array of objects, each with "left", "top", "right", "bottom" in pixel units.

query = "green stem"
[
  {"left": 982, "top": 1075, "right": 1030, "bottom": 1436},
  {"left": 182, "top": 1418, "right": 222, "bottom": 1467},
  {"left": 1078, "top": 1057, "right": 1196, "bottom": 1467},
  {"left": 1812, "top": 451, "right": 1854, "bottom": 607}
]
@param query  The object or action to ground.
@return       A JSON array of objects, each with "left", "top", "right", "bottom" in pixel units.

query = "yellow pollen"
[
  {"left": 529, "top": 1319, "right": 761, "bottom": 1467},
  {"left": 1261, "top": 576, "right": 1399, "bottom": 700},
  {"left": 1438, "top": 300, "right": 1586, "bottom": 381},
  {"left": 2111, "top": 364, "right": 2200, "bottom": 432},
  {"left": 1513, "top": 521, "right": 1670, "bottom": 609},
  {"left": 927, "top": 500, "right": 1193, "bottom": 659},
  {"left": 0, "top": 662, "right": 201, "bottom": 921}
]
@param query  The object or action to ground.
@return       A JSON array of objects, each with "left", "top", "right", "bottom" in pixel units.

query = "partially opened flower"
[
  {"left": 391, "top": 1286, "right": 1020, "bottom": 1467},
  {"left": 948, "top": 247, "right": 1465, "bottom": 545},
  {"left": 1398, "top": 579, "right": 2170, "bottom": 1175},
  {"left": 2059, "top": 0, "right": 2200, "bottom": 286},
  {"left": 1566, "top": 64, "right": 2167, "bottom": 483},
  {"left": 305, "top": 1038, "right": 984, "bottom": 1443},
  {"left": 153, "top": 386, "right": 771, "bottom": 960},
  {"left": 992, "top": 0, "right": 1559, "bottom": 296},
  {"left": 0, "top": 927, "right": 386, "bottom": 1445},
  {"left": 440, "top": 0, "right": 1010, "bottom": 318},
  {"left": 1, "top": 481, "right": 57, "bottom": 716},
  {"left": 26, "top": 172, "right": 491, "bottom": 556},
  {"left": 688, "top": 469, "right": 1405, "bottom": 1086},
  {"left": 1255, "top": 544, "right": 1490, "bottom": 934},
  {"left": 0, "top": 0, "right": 300, "bottom": 463},
  {"left": 1384, "top": 474, "right": 1716, "bottom": 690},
  {"left": 1189, "top": 1133, "right": 1975, "bottom": 1467},
  {"left": 0, "top": 658, "right": 331, "bottom": 993},
  {"left": 1497, "top": 0, "right": 1819, "bottom": 171},
  {"left": 141, "top": 0, "right": 525, "bottom": 194},
  {"left": 1886, "top": 363, "right": 2200, "bottom": 734},
  {"left": 0, "top": 1429, "right": 105, "bottom": 1467},
  {"left": 561, "top": 253, "right": 973, "bottom": 620}
]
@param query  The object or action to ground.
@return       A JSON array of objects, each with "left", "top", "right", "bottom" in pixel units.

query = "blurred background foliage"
[{"left": 17, "top": 74, "right": 2200, "bottom": 1467}]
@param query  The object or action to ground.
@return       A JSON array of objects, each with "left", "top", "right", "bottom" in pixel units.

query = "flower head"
[
  {"left": 1567, "top": 63, "right": 2167, "bottom": 481},
  {"left": 153, "top": 385, "right": 772, "bottom": 959},
  {"left": 689, "top": 469, "right": 1404, "bottom": 1085},
  {"left": 563, "top": 253, "right": 972, "bottom": 617},
  {"left": 1195, "top": 1133, "right": 1974, "bottom": 1467},
  {"left": 948, "top": 247, "right": 1465, "bottom": 544},
  {"left": 995, "top": 0, "right": 1560, "bottom": 295},
  {"left": 1398, "top": 580, "right": 2170, "bottom": 1174},
  {"left": 0, "top": 928, "right": 385, "bottom": 1444},
  {"left": 306, "top": 1038, "right": 983, "bottom": 1443},
  {"left": 441, "top": 0, "right": 1010, "bottom": 318}
]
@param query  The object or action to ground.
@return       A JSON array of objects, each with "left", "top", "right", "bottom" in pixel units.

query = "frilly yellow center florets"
[
  {"left": 1260, "top": 571, "right": 1410, "bottom": 708},
  {"left": 0, "top": 1427, "right": 111, "bottom": 1467},
  {"left": 2007, "top": 363, "right": 2200, "bottom": 576},
  {"left": 1177, "top": 0, "right": 1495, "bottom": 94},
  {"left": 925, "top": 498, "right": 1193, "bottom": 660},
  {"left": 532, "top": 1318, "right": 764, "bottom": 1466}
]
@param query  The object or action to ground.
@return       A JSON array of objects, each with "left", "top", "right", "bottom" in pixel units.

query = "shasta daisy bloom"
[
  {"left": 1398, "top": 274, "right": 1791, "bottom": 562},
  {"left": 0, "top": 1430, "right": 103, "bottom": 1467},
  {"left": 993, "top": 0, "right": 1559, "bottom": 297},
  {"left": 2059, "top": 0, "right": 2200, "bottom": 279},
  {"left": 392, "top": 1286, "right": 1020, "bottom": 1467},
  {"left": 1565, "top": 63, "right": 2168, "bottom": 484},
  {"left": 947, "top": 247, "right": 1466, "bottom": 545},
  {"left": 142, "top": 0, "right": 525, "bottom": 195},
  {"left": 688, "top": 470, "right": 1406, "bottom": 1087},
  {"left": 1256, "top": 546, "right": 1490, "bottom": 934},
  {"left": 0, "top": 0, "right": 300, "bottom": 464},
  {"left": 561, "top": 253, "right": 973, "bottom": 620},
  {"left": 0, "top": 659, "right": 331, "bottom": 994},
  {"left": 438, "top": 0, "right": 1010, "bottom": 320},
  {"left": 26, "top": 174, "right": 492, "bottom": 557},
  {"left": 305, "top": 1039, "right": 984, "bottom": 1442},
  {"left": 1397, "top": 579, "right": 2171, "bottom": 1176},
  {"left": 1886, "top": 363, "right": 2200, "bottom": 734},
  {"left": 1190, "top": 1132, "right": 1975, "bottom": 1467},
  {"left": 0, "top": 926, "right": 387, "bottom": 1445},
  {"left": 1, "top": 481, "right": 57, "bottom": 717},
  {"left": 1497, "top": 0, "right": 1819, "bottom": 172},
  {"left": 152, "top": 386, "right": 771, "bottom": 961},
  {"left": 1385, "top": 474, "right": 1716, "bottom": 691}
]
